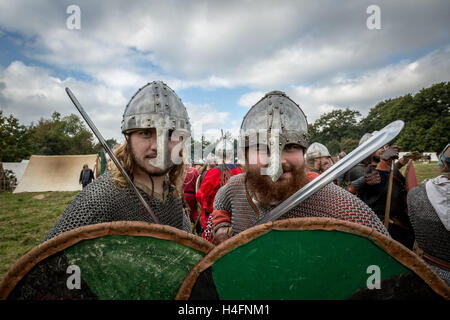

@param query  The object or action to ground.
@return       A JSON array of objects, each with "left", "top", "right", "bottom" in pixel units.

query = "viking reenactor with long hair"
[
  {"left": 208, "top": 91, "right": 388, "bottom": 244},
  {"left": 44, "top": 81, "right": 192, "bottom": 241}
]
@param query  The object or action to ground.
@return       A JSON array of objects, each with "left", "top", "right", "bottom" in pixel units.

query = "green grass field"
[
  {"left": 399, "top": 161, "right": 441, "bottom": 185},
  {"left": 0, "top": 161, "right": 442, "bottom": 282},
  {"left": 0, "top": 191, "right": 79, "bottom": 280}
]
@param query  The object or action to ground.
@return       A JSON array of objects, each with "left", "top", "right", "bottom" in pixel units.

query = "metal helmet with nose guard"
[
  {"left": 121, "top": 81, "right": 191, "bottom": 171},
  {"left": 239, "top": 91, "right": 309, "bottom": 182}
]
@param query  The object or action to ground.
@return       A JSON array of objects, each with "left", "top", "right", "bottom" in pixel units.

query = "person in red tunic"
[
  {"left": 183, "top": 165, "right": 200, "bottom": 225},
  {"left": 195, "top": 141, "right": 243, "bottom": 241}
]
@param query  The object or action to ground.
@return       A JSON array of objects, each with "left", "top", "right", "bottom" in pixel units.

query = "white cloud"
[
  {"left": 0, "top": 0, "right": 449, "bottom": 144},
  {"left": 1, "top": 1, "right": 448, "bottom": 92},
  {"left": 289, "top": 46, "right": 450, "bottom": 122},
  {"left": 0, "top": 60, "right": 241, "bottom": 144},
  {"left": 183, "top": 102, "right": 245, "bottom": 142},
  {"left": 184, "top": 103, "right": 230, "bottom": 139},
  {"left": 0, "top": 61, "right": 127, "bottom": 142},
  {"left": 236, "top": 46, "right": 450, "bottom": 123},
  {"left": 238, "top": 91, "right": 265, "bottom": 108}
]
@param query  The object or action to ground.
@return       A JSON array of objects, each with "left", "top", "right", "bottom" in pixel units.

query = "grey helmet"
[
  {"left": 239, "top": 90, "right": 309, "bottom": 182},
  {"left": 359, "top": 131, "right": 378, "bottom": 146},
  {"left": 305, "top": 142, "right": 331, "bottom": 159},
  {"left": 121, "top": 81, "right": 191, "bottom": 170},
  {"left": 205, "top": 153, "right": 218, "bottom": 165}
]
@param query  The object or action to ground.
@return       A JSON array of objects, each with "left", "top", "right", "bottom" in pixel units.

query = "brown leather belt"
[
  {"left": 245, "top": 187, "right": 260, "bottom": 217},
  {"left": 422, "top": 252, "right": 450, "bottom": 271}
]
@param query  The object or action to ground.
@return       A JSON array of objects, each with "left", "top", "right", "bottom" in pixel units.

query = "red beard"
[{"left": 245, "top": 163, "right": 309, "bottom": 207}]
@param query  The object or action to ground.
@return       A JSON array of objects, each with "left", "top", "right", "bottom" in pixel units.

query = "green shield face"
[
  {"left": 0, "top": 222, "right": 212, "bottom": 300},
  {"left": 177, "top": 218, "right": 450, "bottom": 300}
]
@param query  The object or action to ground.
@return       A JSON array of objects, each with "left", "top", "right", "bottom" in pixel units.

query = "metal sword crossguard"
[
  {"left": 253, "top": 120, "right": 405, "bottom": 226},
  {"left": 65, "top": 87, "right": 160, "bottom": 224}
]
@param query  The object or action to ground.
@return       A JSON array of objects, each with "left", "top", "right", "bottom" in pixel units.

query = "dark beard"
[{"left": 245, "top": 163, "right": 309, "bottom": 207}]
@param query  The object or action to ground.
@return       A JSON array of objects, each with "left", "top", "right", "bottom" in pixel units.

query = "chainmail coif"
[{"left": 43, "top": 172, "right": 191, "bottom": 242}]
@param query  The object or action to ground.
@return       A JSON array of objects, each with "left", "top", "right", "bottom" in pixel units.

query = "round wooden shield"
[
  {"left": 177, "top": 218, "right": 450, "bottom": 300},
  {"left": 0, "top": 221, "right": 213, "bottom": 300}
]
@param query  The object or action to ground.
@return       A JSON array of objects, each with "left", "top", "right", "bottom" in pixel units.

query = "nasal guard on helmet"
[
  {"left": 239, "top": 90, "right": 309, "bottom": 182},
  {"left": 121, "top": 81, "right": 191, "bottom": 170}
]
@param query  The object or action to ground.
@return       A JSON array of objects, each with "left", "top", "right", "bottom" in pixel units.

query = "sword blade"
[
  {"left": 253, "top": 120, "right": 405, "bottom": 226},
  {"left": 65, "top": 87, "right": 160, "bottom": 224}
]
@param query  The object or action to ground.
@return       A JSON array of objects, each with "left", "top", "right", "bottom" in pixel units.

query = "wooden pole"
[{"left": 384, "top": 160, "right": 395, "bottom": 228}]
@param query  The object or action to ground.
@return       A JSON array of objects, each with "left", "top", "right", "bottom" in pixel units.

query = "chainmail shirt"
[
  {"left": 213, "top": 174, "right": 389, "bottom": 236},
  {"left": 43, "top": 172, "right": 191, "bottom": 242},
  {"left": 407, "top": 184, "right": 450, "bottom": 285}
]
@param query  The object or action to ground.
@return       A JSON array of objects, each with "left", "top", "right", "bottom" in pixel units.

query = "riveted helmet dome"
[
  {"left": 359, "top": 131, "right": 378, "bottom": 146},
  {"left": 121, "top": 81, "right": 191, "bottom": 170},
  {"left": 239, "top": 90, "right": 309, "bottom": 182},
  {"left": 306, "top": 142, "right": 331, "bottom": 159},
  {"left": 121, "top": 81, "right": 190, "bottom": 133}
]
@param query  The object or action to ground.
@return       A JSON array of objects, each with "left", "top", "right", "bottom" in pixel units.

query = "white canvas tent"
[
  {"left": 423, "top": 152, "right": 438, "bottom": 161},
  {"left": 13, "top": 154, "right": 98, "bottom": 193},
  {"left": 3, "top": 160, "right": 29, "bottom": 183},
  {"left": 399, "top": 152, "right": 439, "bottom": 162}
]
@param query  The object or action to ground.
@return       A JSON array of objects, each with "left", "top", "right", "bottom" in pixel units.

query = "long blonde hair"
[{"left": 111, "top": 139, "right": 186, "bottom": 198}]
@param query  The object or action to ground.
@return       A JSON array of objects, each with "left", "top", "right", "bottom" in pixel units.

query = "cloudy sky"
[{"left": 0, "top": 0, "right": 449, "bottom": 143}]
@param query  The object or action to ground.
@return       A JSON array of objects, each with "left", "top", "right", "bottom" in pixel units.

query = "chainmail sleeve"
[
  {"left": 209, "top": 173, "right": 389, "bottom": 238},
  {"left": 181, "top": 210, "right": 192, "bottom": 233},
  {"left": 407, "top": 184, "right": 450, "bottom": 285},
  {"left": 213, "top": 183, "right": 233, "bottom": 213},
  {"left": 43, "top": 172, "right": 191, "bottom": 242},
  {"left": 284, "top": 183, "right": 389, "bottom": 236}
]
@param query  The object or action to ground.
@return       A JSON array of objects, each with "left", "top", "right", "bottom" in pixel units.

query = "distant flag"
[{"left": 405, "top": 159, "right": 418, "bottom": 191}]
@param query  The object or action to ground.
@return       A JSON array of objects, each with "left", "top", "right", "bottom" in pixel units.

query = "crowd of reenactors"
[{"left": 43, "top": 81, "right": 450, "bottom": 287}]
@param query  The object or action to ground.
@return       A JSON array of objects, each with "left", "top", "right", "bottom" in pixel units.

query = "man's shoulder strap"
[{"left": 219, "top": 164, "right": 233, "bottom": 187}]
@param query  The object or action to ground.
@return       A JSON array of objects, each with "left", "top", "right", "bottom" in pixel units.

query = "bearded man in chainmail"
[
  {"left": 207, "top": 91, "right": 388, "bottom": 245},
  {"left": 43, "top": 81, "right": 192, "bottom": 241}
]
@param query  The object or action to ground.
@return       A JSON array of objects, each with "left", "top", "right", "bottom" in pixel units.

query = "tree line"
[
  {"left": 0, "top": 111, "right": 117, "bottom": 162},
  {"left": 308, "top": 82, "right": 449, "bottom": 155},
  {"left": 1, "top": 82, "right": 449, "bottom": 162}
]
